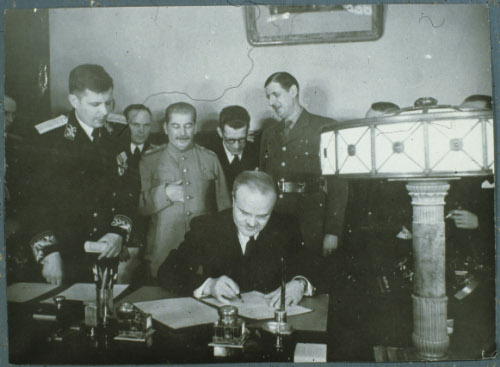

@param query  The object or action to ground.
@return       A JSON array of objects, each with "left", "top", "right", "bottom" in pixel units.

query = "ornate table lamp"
[{"left": 320, "top": 97, "right": 494, "bottom": 359}]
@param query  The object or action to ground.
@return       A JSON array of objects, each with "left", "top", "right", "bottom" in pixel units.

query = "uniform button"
[
  {"left": 181, "top": 156, "right": 186, "bottom": 161},
  {"left": 279, "top": 194, "right": 284, "bottom": 199},
  {"left": 281, "top": 162, "right": 286, "bottom": 167},
  {"left": 112, "top": 192, "right": 117, "bottom": 197},
  {"left": 186, "top": 211, "right": 192, "bottom": 216},
  {"left": 93, "top": 212, "right": 98, "bottom": 217},
  {"left": 282, "top": 146, "right": 286, "bottom": 151},
  {"left": 93, "top": 227, "right": 98, "bottom": 232},
  {"left": 186, "top": 196, "right": 191, "bottom": 200},
  {"left": 183, "top": 168, "right": 188, "bottom": 173},
  {"left": 111, "top": 208, "right": 116, "bottom": 212},
  {"left": 305, "top": 151, "right": 309, "bottom": 156},
  {"left": 185, "top": 181, "right": 190, "bottom": 186}
]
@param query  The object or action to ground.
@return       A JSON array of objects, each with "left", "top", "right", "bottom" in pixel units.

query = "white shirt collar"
[
  {"left": 237, "top": 231, "right": 259, "bottom": 255},
  {"left": 75, "top": 112, "right": 95, "bottom": 141},
  {"left": 223, "top": 143, "right": 243, "bottom": 163},
  {"left": 131, "top": 143, "right": 145, "bottom": 154}
]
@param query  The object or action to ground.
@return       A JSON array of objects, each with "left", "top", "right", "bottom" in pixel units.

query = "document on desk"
[
  {"left": 7, "top": 282, "right": 59, "bottom": 303},
  {"left": 134, "top": 297, "right": 219, "bottom": 329},
  {"left": 41, "top": 283, "right": 129, "bottom": 303},
  {"left": 202, "top": 291, "right": 312, "bottom": 320}
]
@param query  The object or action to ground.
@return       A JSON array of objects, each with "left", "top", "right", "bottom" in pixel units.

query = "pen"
[{"left": 236, "top": 293, "right": 244, "bottom": 303}]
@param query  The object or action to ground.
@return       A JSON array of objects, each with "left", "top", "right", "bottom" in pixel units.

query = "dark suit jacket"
[
  {"left": 113, "top": 140, "right": 154, "bottom": 247},
  {"left": 197, "top": 133, "right": 259, "bottom": 192},
  {"left": 259, "top": 109, "right": 349, "bottom": 250},
  {"left": 157, "top": 209, "right": 321, "bottom": 295}
]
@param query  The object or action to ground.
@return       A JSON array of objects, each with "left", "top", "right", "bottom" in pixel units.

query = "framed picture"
[{"left": 245, "top": 4, "right": 384, "bottom": 46}]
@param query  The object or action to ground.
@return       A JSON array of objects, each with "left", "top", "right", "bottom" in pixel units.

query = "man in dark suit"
[
  {"left": 260, "top": 72, "right": 348, "bottom": 257},
  {"left": 201, "top": 105, "right": 259, "bottom": 193},
  {"left": 157, "top": 170, "right": 317, "bottom": 307},
  {"left": 114, "top": 104, "right": 154, "bottom": 282},
  {"left": 27, "top": 64, "right": 137, "bottom": 284}
]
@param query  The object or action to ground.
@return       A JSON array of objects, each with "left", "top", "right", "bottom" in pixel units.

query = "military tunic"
[
  {"left": 139, "top": 143, "right": 231, "bottom": 278},
  {"left": 27, "top": 110, "right": 137, "bottom": 283},
  {"left": 260, "top": 109, "right": 348, "bottom": 253}
]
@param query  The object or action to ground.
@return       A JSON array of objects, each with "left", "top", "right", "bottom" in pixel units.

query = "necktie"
[
  {"left": 283, "top": 120, "right": 293, "bottom": 138},
  {"left": 133, "top": 146, "right": 141, "bottom": 160},
  {"left": 245, "top": 236, "right": 256, "bottom": 256},
  {"left": 230, "top": 155, "right": 240, "bottom": 168},
  {"left": 92, "top": 128, "right": 101, "bottom": 144}
]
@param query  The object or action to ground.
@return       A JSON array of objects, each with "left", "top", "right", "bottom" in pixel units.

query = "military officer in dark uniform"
[
  {"left": 260, "top": 72, "right": 348, "bottom": 256},
  {"left": 27, "top": 64, "right": 136, "bottom": 284}
]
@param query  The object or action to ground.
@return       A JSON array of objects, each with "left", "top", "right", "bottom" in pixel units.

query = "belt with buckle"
[{"left": 278, "top": 181, "right": 306, "bottom": 194}]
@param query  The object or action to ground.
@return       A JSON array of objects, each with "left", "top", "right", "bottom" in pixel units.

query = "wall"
[{"left": 49, "top": 4, "right": 492, "bottom": 131}]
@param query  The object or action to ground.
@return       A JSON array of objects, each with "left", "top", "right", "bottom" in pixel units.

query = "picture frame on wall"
[{"left": 245, "top": 4, "right": 384, "bottom": 46}]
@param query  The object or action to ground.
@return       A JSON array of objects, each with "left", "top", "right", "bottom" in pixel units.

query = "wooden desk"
[{"left": 7, "top": 283, "right": 329, "bottom": 364}]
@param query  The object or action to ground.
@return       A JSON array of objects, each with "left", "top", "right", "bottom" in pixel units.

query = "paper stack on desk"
[
  {"left": 41, "top": 283, "right": 129, "bottom": 303},
  {"left": 134, "top": 297, "right": 219, "bottom": 329},
  {"left": 202, "top": 291, "right": 312, "bottom": 320},
  {"left": 7, "top": 283, "right": 59, "bottom": 303}
]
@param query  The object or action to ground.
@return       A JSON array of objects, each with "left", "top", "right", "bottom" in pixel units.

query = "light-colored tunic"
[{"left": 139, "top": 143, "right": 231, "bottom": 278}]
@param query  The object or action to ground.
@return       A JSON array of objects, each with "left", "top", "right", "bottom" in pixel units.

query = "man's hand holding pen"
[
  {"left": 264, "top": 279, "right": 306, "bottom": 309},
  {"left": 204, "top": 275, "right": 242, "bottom": 304}
]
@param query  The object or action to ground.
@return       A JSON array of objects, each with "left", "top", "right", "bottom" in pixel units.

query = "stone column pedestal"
[{"left": 406, "top": 180, "right": 450, "bottom": 360}]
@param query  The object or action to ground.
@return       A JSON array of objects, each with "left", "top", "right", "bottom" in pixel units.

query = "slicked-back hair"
[
  {"left": 164, "top": 102, "right": 197, "bottom": 125},
  {"left": 219, "top": 105, "right": 251, "bottom": 130},
  {"left": 233, "top": 171, "right": 278, "bottom": 201},
  {"left": 69, "top": 64, "right": 114, "bottom": 95},
  {"left": 264, "top": 72, "right": 299, "bottom": 94},
  {"left": 124, "top": 104, "right": 152, "bottom": 122}
]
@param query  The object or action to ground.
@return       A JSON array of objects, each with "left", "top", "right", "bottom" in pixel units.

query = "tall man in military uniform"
[
  {"left": 139, "top": 102, "right": 231, "bottom": 279},
  {"left": 260, "top": 72, "right": 348, "bottom": 256},
  {"left": 27, "top": 64, "right": 136, "bottom": 284}
]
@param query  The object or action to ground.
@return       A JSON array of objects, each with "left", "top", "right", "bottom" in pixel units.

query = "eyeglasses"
[{"left": 222, "top": 135, "right": 247, "bottom": 145}]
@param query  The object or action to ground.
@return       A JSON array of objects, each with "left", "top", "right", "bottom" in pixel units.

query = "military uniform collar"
[
  {"left": 74, "top": 111, "right": 96, "bottom": 142},
  {"left": 167, "top": 142, "right": 195, "bottom": 156},
  {"left": 281, "top": 108, "right": 311, "bottom": 144},
  {"left": 284, "top": 106, "right": 303, "bottom": 130}
]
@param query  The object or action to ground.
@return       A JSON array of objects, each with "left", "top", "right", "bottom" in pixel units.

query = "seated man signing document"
[{"left": 157, "top": 171, "right": 318, "bottom": 308}]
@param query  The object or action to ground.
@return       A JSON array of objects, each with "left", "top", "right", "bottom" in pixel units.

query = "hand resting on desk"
[{"left": 264, "top": 279, "right": 305, "bottom": 309}]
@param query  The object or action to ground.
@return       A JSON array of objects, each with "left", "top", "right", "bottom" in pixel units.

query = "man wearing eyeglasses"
[{"left": 201, "top": 105, "right": 259, "bottom": 193}]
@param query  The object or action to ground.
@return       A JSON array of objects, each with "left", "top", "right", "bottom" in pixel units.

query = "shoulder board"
[
  {"left": 143, "top": 143, "right": 167, "bottom": 156},
  {"left": 196, "top": 144, "right": 217, "bottom": 156},
  {"left": 35, "top": 115, "right": 68, "bottom": 134},
  {"left": 107, "top": 113, "right": 127, "bottom": 125}
]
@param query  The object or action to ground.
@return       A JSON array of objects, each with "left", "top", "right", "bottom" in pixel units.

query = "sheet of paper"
[
  {"left": 42, "top": 283, "right": 129, "bottom": 303},
  {"left": 134, "top": 297, "right": 219, "bottom": 329},
  {"left": 7, "top": 282, "right": 59, "bottom": 303},
  {"left": 202, "top": 291, "right": 312, "bottom": 320}
]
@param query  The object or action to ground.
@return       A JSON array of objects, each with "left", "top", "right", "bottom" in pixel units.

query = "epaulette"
[
  {"left": 143, "top": 143, "right": 167, "bottom": 156},
  {"left": 196, "top": 144, "right": 217, "bottom": 157},
  {"left": 107, "top": 113, "right": 127, "bottom": 125},
  {"left": 34, "top": 115, "right": 68, "bottom": 134}
]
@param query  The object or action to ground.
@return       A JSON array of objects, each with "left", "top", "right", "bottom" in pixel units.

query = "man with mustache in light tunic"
[{"left": 139, "top": 102, "right": 231, "bottom": 280}]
